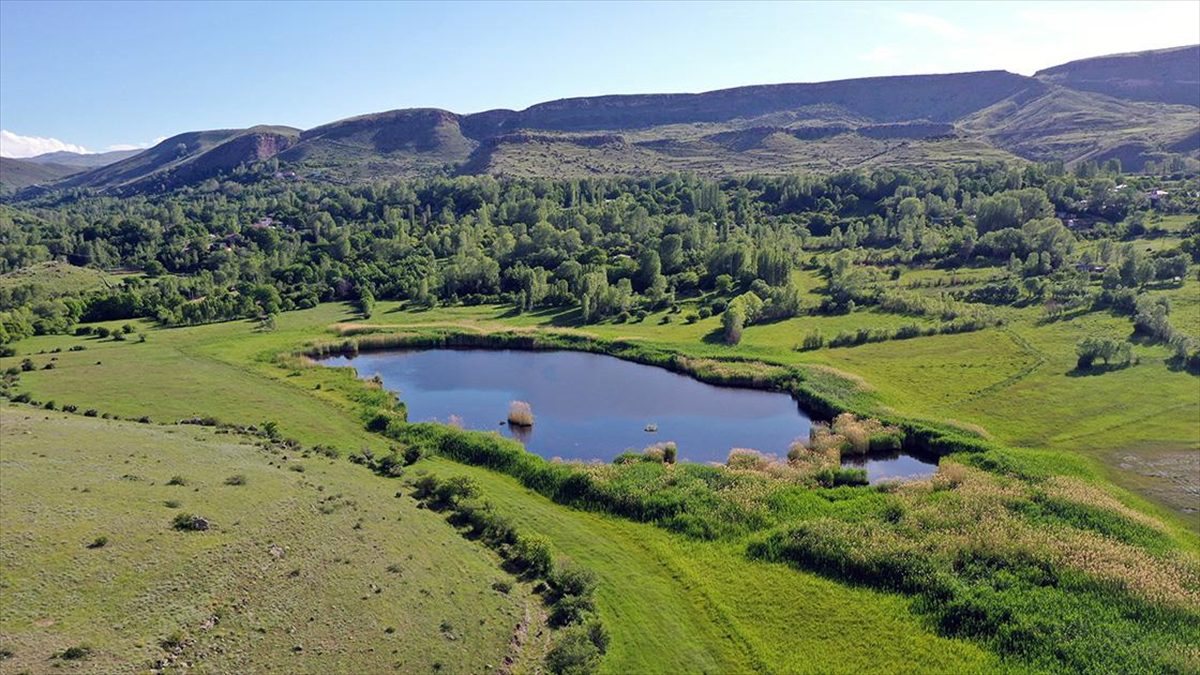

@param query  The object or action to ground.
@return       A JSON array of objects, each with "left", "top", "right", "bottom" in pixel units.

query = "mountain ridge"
[{"left": 16, "top": 45, "right": 1199, "bottom": 195}]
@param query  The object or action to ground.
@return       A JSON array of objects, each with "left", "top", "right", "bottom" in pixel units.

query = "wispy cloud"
[
  {"left": 860, "top": 45, "right": 899, "bottom": 64},
  {"left": 0, "top": 129, "right": 91, "bottom": 158},
  {"left": 897, "top": 12, "right": 968, "bottom": 41}
]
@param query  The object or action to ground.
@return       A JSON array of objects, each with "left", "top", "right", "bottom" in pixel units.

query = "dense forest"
[{"left": 2, "top": 159, "right": 1198, "bottom": 364}]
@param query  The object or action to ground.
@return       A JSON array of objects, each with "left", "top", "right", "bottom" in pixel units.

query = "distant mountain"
[
  {"left": 278, "top": 108, "right": 476, "bottom": 178},
  {"left": 0, "top": 157, "right": 81, "bottom": 192},
  {"left": 1035, "top": 45, "right": 1200, "bottom": 106},
  {"left": 20, "top": 45, "right": 1198, "bottom": 195},
  {"left": 25, "top": 149, "right": 142, "bottom": 169},
  {"left": 55, "top": 126, "right": 300, "bottom": 193}
]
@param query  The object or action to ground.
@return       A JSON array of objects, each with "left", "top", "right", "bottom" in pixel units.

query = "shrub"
[
  {"left": 432, "top": 475, "right": 479, "bottom": 509},
  {"left": 513, "top": 533, "right": 554, "bottom": 577},
  {"left": 403, "top": 445, "right": 424, "bottom": 465},
  {"left": 508, "top": 400, "right": 534, "bottom": 427},
  {"left": 366, "top": 412, "right": 392, "bottom": 433},
  {"left": 726, "top": 448, "right": 771, "bottom": 471},
  {"left": 112, "top": 332, "right": 127, "bottom": 342},
  {"left": 800, "top": 331, "right": 825, "bottom": 351},
  {"left": 160, "top": 630, "right": 186, "bottom": 651},
  {"left": 224, "top": 474, "right": 247, "bottom": 486},
  {"left": 545, "top": 626, "right": 601, "bottom": 674},
  {"left": 662, "top": 442, "right": 677, "bottom": 464},
  {"left": 83, "top": 408, "right": 98, "bottom": 417},
  {"left": 167, "top": 475, "right": 188, "bottom": 486},
  {"left": 586, "top": 620, "right": 609, "bottom": 655},
  {"left": 374, "top": 451, "right": 404, "bottom": 477},
  {"left": 550, "top": 560, "right": 598, "bottom": 600},
  {"left": 492, "top": 580, "right": 512, "bottom": 594},
  {"left": 86, "top": 535, "right": 108, "bottom": 549},
  {"left": 172, "top": 513, "right": 210, "bottom": 531},
  {"left": 410, "top": 474, "right": 439, "bottom": 500},
  {"left": 20, "top": 358, "right": 34, "bottom": 372},
  {"left": 58, "top": 645, "right": 92, "bottom": 660},
  {"left": 550, "top": 593, "right": 596, "bottom": 627}
]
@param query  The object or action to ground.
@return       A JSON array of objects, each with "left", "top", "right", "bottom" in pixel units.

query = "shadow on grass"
[
  {"left": 701, "top": 327, "right": 729, "bottom": 345},
  {"left": 1066, "top": 362, "right": 1134, "bottom": 377}
]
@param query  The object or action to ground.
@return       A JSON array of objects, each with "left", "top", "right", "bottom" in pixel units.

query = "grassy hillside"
[
  {"left": 471, "top": 127, "right": 1019, "bottom": 178},
  {"left": 0, "top": 405, "right": 530, "bottom": 673},
  {"left": 0, "top": 261, "right": 135, "bottom": 299},
  {"left": 960, "top": 86, "right": 1200, "bottom": 170},
  {"left": 23, "top": 149, "right": 141, "bottom": 169},
  {"left": 0, "top": 158, "right": 79, "bottom": 193},
  {"left": 1036, "top": 44, "right": 1200, "bottom": 106},
  {"left": 55, "top": 126, "right": 300, "bottom": 193}
]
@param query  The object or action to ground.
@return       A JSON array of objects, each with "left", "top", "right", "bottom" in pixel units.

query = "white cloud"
[
  {"left": 106, "top": 136, "right": 166, "bottom": 152},
  {"left": 0, "top": 129, "right": 91, "bottom": 158},
  {"left": 898, "top": 12, "right": 967, "bottom": 41}
]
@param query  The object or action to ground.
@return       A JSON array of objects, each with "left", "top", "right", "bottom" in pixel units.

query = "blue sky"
[{"left": 1, "top": 0, "right": 1197, "bottom": 157}]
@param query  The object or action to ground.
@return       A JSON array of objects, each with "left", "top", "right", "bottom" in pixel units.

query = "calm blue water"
[{"left": 323, "top": 348, "right": 935, "bottom": 480}]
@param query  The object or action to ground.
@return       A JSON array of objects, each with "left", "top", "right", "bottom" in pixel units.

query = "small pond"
[{"left": 323, "top": 348, "right": 937, "bottom": 481}]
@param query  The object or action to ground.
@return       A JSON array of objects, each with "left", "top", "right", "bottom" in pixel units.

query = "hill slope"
[
  {"left": 24, "top": 149, "right": 142, "bottom": 169},
  {"left": 0, "top": 405, "right": 528, "bottom": 673},
  {"left": 0, "top": 157, "right": 80, "bottom": 192},
  {"left": 1036, "top": 45, "right": 1200, "bottom": 106},
  {"left": 55, "top": 126, "right": 300, "bottom": 194}
]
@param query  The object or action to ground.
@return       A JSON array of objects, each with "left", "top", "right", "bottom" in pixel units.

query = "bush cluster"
[{"left": 407, "top": 473, "right": 608, "bottom": 674}]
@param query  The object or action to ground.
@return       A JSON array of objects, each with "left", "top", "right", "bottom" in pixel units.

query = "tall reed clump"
[
  {"left": 508, "top": 400, "right": 534, "bottom": 427},
  {"left": 805, "top": 412, "right": 904, "bottom": 455},
  {"left": 748, "top": 459, "right": 1200, "bottom": 673}
]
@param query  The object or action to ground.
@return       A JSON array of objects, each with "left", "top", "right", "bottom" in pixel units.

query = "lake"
[{"left": 323, "top": 348, "right": 936, "bottom": 481}]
